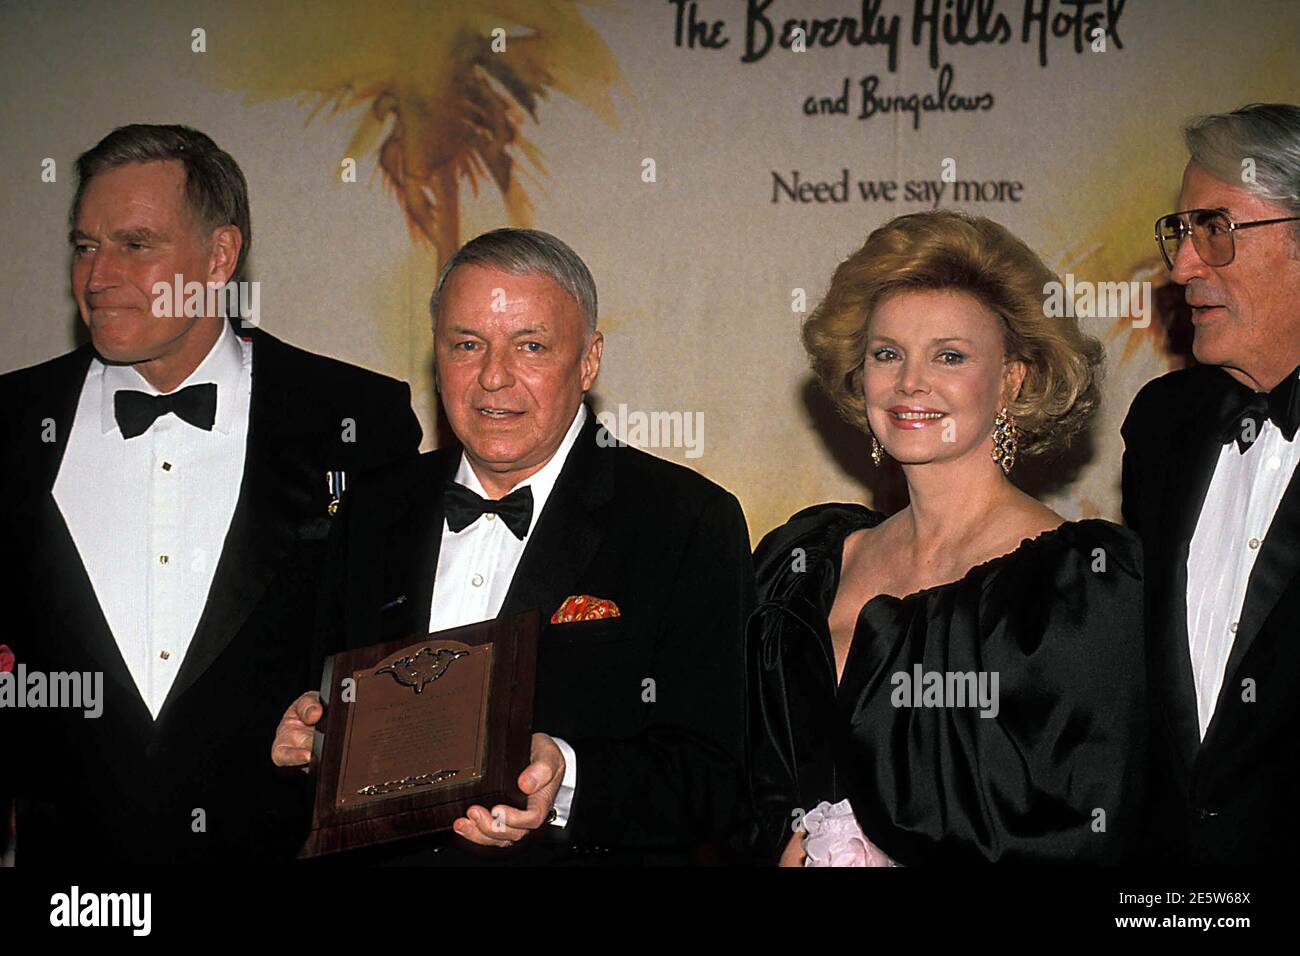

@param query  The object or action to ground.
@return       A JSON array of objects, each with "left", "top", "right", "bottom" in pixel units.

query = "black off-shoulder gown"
[{"left": 746, "top": 503, "right": 1148, "bottom": 865}]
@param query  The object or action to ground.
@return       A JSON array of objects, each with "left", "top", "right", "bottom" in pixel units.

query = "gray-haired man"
[
  {"left": 0, "top": 124, "right": 421, "bottom": 865},
  {"left": 1122, "top": 103, "right": 1300, "bottom": 864},
  {"left": 273, "top": 228, "right": 754, "bottom": 864}
]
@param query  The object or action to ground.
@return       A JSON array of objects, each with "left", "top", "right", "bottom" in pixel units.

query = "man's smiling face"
[{"left": 433, "top": 265, "right": 603, "bottom": 497}]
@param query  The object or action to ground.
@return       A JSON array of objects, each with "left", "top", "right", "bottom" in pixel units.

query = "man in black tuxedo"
[
  {"left": 0, "top": 125, "right": 420, "bottom": 865},
  {"left": 1122, "top": 103, "right": 1300, "bottom": 865},
  {"left": 273, "top": 228, "right": 754, "bottom": 864}
]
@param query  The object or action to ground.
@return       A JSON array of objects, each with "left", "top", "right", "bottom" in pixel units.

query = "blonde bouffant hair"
[{"left": 802, "top": 210, "right": 1103, "bottom": 459}]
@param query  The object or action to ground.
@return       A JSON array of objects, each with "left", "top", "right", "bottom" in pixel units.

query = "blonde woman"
[{"left": 747, "top": 211, "right": 1147, "bottom": 866}]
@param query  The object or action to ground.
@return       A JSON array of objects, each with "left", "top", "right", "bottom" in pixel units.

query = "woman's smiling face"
[{"left": 862, "top": 289, "right": 1023, "bottom": 465}]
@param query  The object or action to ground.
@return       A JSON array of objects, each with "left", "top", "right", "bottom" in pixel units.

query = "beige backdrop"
[{"left": 3, "top": 0, "right": 1298, "bottom": 542}]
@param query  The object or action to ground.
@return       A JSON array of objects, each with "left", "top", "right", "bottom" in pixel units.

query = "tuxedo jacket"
[
  {"left": 0, "top": 323, "right": 421, "bottom": 865},
  {"left": 315, "top": 408, "right": 755, "bottom": 864},
  {"left": 1122, "top": 365, "right": 1300, "bottom": 864}
]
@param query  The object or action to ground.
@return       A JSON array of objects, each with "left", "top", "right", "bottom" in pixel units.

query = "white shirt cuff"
[{"left": 550, "top": 736, "right": 577, "bottom": 828}]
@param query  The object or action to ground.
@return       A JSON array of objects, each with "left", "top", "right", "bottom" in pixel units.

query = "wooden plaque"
[{"left": 299, "top": 610, "right": 539, "bottom": 858}]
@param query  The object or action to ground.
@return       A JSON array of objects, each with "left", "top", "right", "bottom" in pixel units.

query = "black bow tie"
[
  {"left": 442, "top": 481, "right": 534, "bottom": 540},
  {"left": 114, "top": 383, "right": 218, "bottom": 439},
  {"left": 1218, "top": 367, "right": 1300, "bottom": 453}
]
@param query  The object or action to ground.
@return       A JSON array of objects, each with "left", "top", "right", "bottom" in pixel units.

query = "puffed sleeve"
[
  {"left": 745, "top": 504, "right": 875, "bottom": 863},
  {"left": 835, "top": 521, "right": 1148, "bottom": 865}
]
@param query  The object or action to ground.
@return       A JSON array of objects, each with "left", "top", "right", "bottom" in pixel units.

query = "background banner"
[{"left": 3, "top": 0, "right": 1297, "bottom": 539}]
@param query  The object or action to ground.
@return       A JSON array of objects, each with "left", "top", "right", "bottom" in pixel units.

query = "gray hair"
[
  {"left": 72, "top": 124, "right": 253, "bottom": 282},
  {"left": 1185, "top": 103, "right": 1300, "bottom": 244},
  {"left": 428, "top": 228, "right": 598, "bottom": 334}
]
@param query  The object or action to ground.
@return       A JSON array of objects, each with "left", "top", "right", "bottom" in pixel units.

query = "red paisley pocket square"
[{"left": 550, "top": 595, "right": 621, "bottom": 624}]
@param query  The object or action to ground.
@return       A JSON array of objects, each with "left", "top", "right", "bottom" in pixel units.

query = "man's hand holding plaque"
[
  {"left": 273, "top": 691, "right": 323, "bottom": 771},
  {"left": 453, "top": 733, "right": 565, "bottom": 847}
]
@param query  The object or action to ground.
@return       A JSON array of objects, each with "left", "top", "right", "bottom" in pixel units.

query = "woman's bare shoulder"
[
  {"left": 842, "top": 509, "right": 903, "bottom": 561},
  {"left": 997, "top": 498, "right": 1066, "bottom": 549}
]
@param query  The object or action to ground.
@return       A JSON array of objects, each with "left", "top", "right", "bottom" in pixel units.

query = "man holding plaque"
[{"left": 275, "top": 228, "right": 755, "bottom": 864}]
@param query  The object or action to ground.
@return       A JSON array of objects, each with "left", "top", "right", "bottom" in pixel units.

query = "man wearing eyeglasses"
[{"left": 1122, "top": 103, "right": 1300, "bottom": 865}]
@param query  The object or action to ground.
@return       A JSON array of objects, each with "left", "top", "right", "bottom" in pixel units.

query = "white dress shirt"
[
  {"left": 429, "top": 404, "right": 587, "bottom": 826},
  {"left": 52, "top": 322, "right": 252, "bottom": 719},
  {"left": 1186, "top": 417, "right": 1300, "bottom": 739}
]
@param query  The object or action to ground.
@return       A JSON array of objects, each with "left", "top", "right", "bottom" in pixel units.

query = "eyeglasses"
[{"left": 1155, "top": 208, "right": 1300, "bottom": 269}]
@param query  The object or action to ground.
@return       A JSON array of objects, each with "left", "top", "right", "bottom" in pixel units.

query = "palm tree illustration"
[{"left": 223, "top": 0, "right": 625, "bottom": 267}]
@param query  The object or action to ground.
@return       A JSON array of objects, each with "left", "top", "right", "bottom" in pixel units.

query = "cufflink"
[{"left": 546, "top": 807, "right": 558, "bottom": 824}]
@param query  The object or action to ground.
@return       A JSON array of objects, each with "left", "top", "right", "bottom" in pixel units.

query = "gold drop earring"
[
  {"left": 991, "top": 406, "right": 1018, "bottom": 473},
  {"left": 870, "top": 432, "right": 884, "bottom": 466}
]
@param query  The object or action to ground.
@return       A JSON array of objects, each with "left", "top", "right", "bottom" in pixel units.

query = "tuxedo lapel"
[
  {"left": 26, "top": 347, "right": 148, "bottom": 720},
  {"left": 411, "top": 452, "right": 458, "bottom": 632},
  {"left": 500, "top": 410, "right": 612, "bottom": 623},
  {"left": 157, "top": 330, "right": 308, "bottom": 721},
  {"left": 1217, "top": 457, "right": 1300, "bottom": 706},
  {"left": 32, "top": 495, "right": 151, "bottom": 723},
  {"left": 1154, "top": 399, "right": 1225, "bottom": 768},
  {"left": 30, "top": 347, "right": 94, "bottom": 490}
]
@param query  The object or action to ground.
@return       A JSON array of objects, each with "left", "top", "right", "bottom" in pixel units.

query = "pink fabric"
[{"left": 802, "top": 799, "right": 896, "bottom": 867}]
